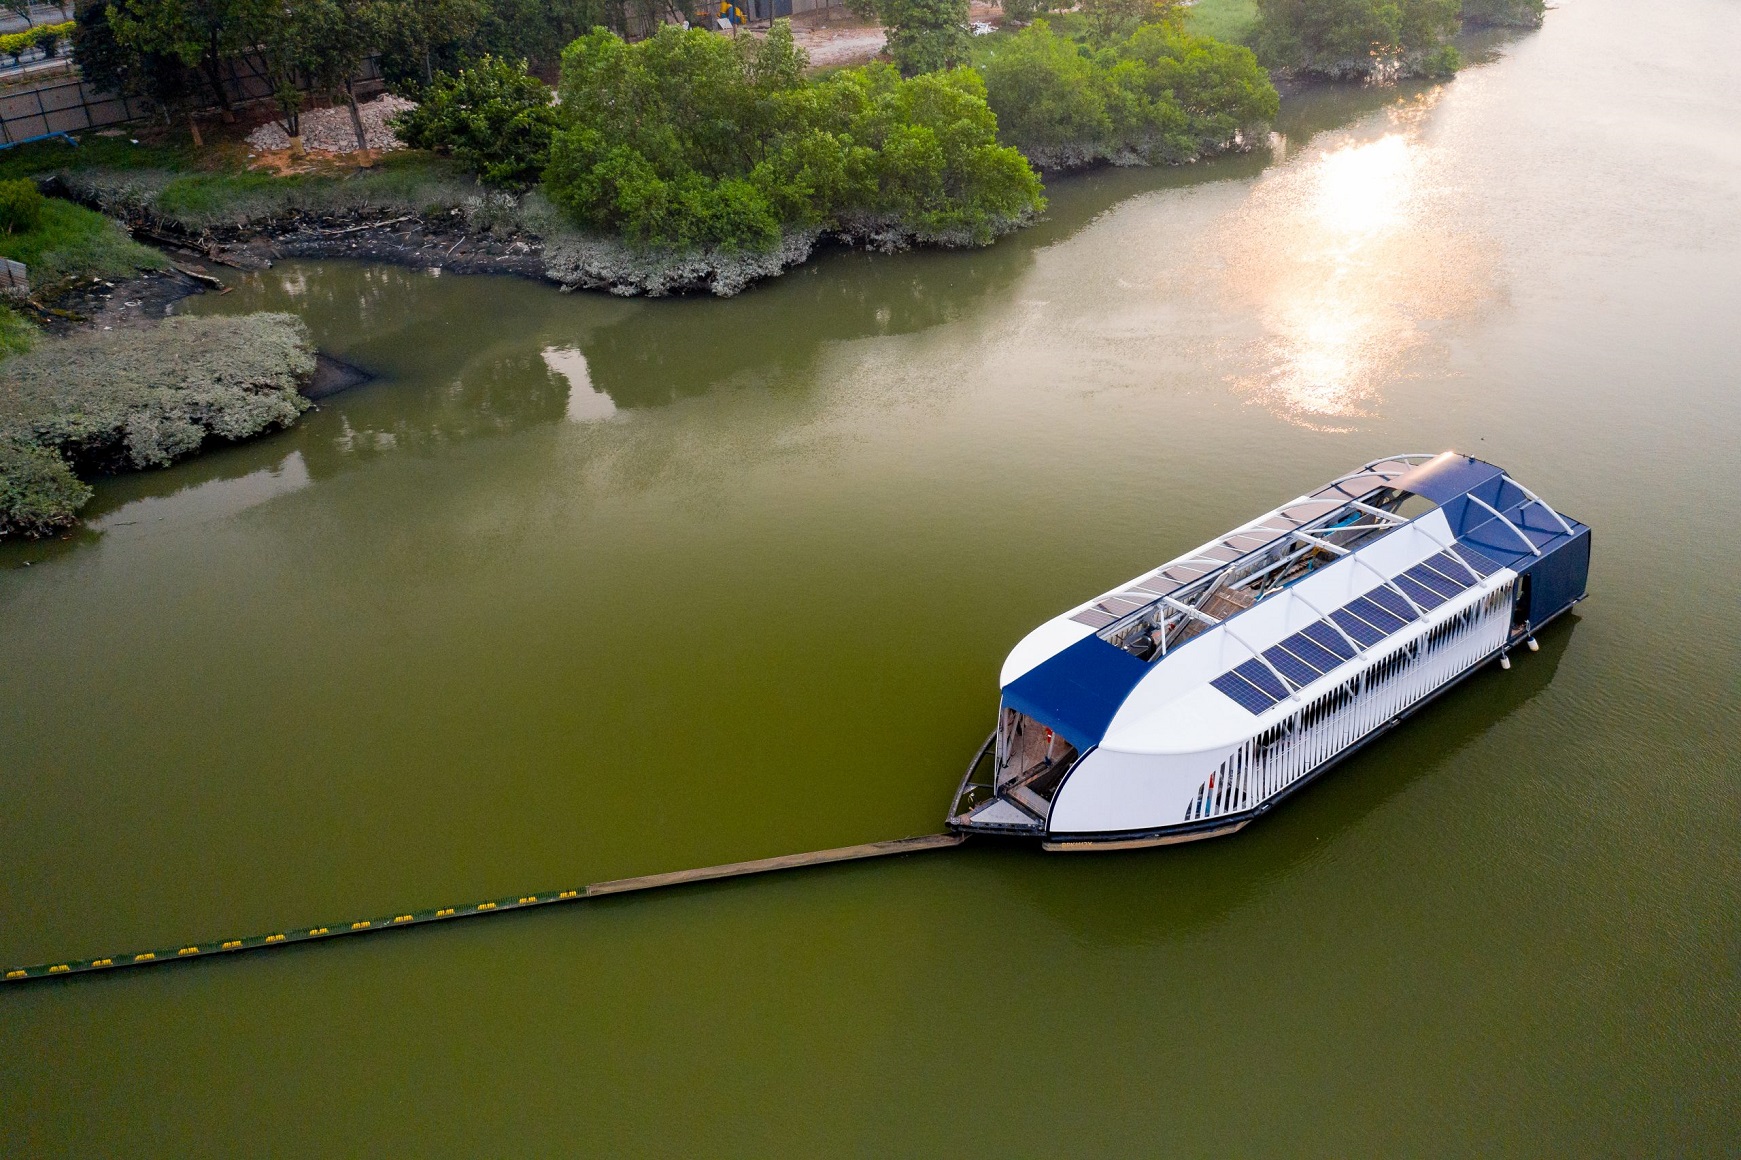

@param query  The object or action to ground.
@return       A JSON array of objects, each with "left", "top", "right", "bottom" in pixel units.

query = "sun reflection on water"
[{"left": 1218, "top": 91, "right": 1496, "bottom": 427}]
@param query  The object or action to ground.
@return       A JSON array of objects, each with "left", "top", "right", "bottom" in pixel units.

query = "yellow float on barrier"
[
  {"left": 394, "top": 915, "right": 412, "bottom": 923},
  {"left": 477, "top": 902, "right": 496, "bottom": 910},
  {"left": 7, "top": 969, "right": 28, "bottom": 979},
  {"left": 436, "top": 908, "right": 455, "bottom": 917},
  {"left": 309, "top": 927, "right": 328, "bottom": 936},
  {"left": 559, "top": 890, "right": 579, "bottom": 899},
  {"left": 351, "top": 921, "right": 370, "bottom": 930},
  {"left": 265, "top": 934, "right": 285, "bottom": 943},
  {"left": 178, "top": 947, "right": 199, "bottom": 956},
  {"left": 221, "top": 941, "right": 242, "bottom": 950},
  {"left": 49, "top": 964, "right": 69, "bottom": 973},
  {"left": 92, "top": 958, "right": 112, "bottom": 967},
  {"left": 134, "top": 953, "right": 155, "bottom": 962}
]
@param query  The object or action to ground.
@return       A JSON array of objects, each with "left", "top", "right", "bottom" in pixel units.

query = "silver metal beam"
[
  {"left": 1502, "top": 475, "right": 1576, "bottom": 536},
  {"left": 1288, "top": 589, "right": 1366, "bottom": 657},
  {"left": 1466, "top": 494, "right": 1541, "bottom": 556}
]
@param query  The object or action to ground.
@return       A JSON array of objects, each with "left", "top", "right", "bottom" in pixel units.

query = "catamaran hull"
[
  {"left": 949, "top": 453, "right": 1590, "bottom": 850},
  {"left": 1039, "top": 609, "right": 1559, "bottom": 848}
]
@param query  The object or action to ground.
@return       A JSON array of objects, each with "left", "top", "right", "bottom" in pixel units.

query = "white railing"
[{"left": 1184, "top": 583, "right": 1514, "bottom": 822}]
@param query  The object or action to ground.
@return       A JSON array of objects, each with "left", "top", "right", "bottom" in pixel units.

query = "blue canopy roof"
[{"left": 1001, "top": 635, "right": 1150, "bottom": 753}]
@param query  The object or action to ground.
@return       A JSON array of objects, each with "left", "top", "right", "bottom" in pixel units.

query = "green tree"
[
  {"left": 1081, "top": 0, "right": 1179, "bottom": 43},
  {"left": 371, "top": 0, "right": 484, "bottom": 86},
  {"left": 72, "top": 0, "right": 200, "bottom": 118},
  {"left": 107, "top": 0, "right": 275, "bottom": 119},
  {"left": 544, "top": 22, "right": 1043, "bottom": 252},
  {"left": 393, "top": 55, "right": 559, "bottom": 188},
  {"left": 881, "top": 0, "right": 969, "bottom": 76},
  {"left": 1254, "top": 0, "right": 1459, "bottom": 79},
  {"left": 978, "top": 18, "right": 1277, "bottom": 168}
]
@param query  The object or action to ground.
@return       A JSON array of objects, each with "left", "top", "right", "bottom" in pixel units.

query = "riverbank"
[
  {"left": 0, "top": 312, "right": 314, "bottom": 537},
  {"left": 49, "top": 169, "right": 1031, "bottom": 297}
]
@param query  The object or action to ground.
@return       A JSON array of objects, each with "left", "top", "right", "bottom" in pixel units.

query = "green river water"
[{"left": 3, "top": 0, "right": 1737, "bottom": 1152}]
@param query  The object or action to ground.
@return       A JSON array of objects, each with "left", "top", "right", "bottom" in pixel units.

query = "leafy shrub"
[
  {"left": 1254, "top": 0, "right": 1461, "bottom": 79},
  {"left": 545, "top": 22, "right": 1044, "bottom": 253},
  {"left": 979, "top": 19, "right": 1278, "bottom": 169},
  {"left": 0, "top": 20, "right": 72, "bottom": 61},
  {"left": 393, "top": 56, "right": 560, "bottom": 190},
  {"left": 0, "top": 178, "right": 44, "bottom": 235},
  {"left": 0, "top": 436, "right": 91, "bottom": 539},
  {"left": 0, "top": 195, "right": 165, "bottom": 287},
  {"left": 0, "top": 313, "right": 314, "bottom": 536},
  {"left": 1460, "top": 0, "right": 1544, "bottom": 29},
  {"left": 882, "top": 0, "right": 970, "bottom": 76}
]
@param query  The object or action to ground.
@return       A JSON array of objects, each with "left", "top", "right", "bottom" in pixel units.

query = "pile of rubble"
[{"left": 246, "top": 94, "right": 417, "bottom": 155}]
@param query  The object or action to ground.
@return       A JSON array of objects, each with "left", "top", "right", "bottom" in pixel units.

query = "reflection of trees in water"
[
  {"left": 1001, "top": 619, "right": 1577, "bottom": 944},
  {"left": 577, "top": 244, "right": 1037, "bottom": 407}
]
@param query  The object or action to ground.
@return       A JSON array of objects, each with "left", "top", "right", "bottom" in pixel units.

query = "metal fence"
[{"left": 0, "top": 52, "right": 384, "bottom": 144}]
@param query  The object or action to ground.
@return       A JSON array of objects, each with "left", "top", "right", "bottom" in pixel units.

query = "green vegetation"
[
  {"left": 1253, "top": 0, "right": 1461, "bottom": 79},
  {"left": 0, "top": 134, "right": 193, "bottom": 185},
  {"left": 978, "top": 18, "right": 1277, "bottom": 169},
  {"left": 1461, "top": 0, "right": 1544, "bottom": 28},
  {"left": 0, "top": 194, "right": 166, "bottom": 289},
  {"left": 0, "top": 313, "right": 314, "bottom": 537},
  {"left": 0, "top": 19, "right": 72, "bottom": 60},
  {"left": 544, "top": 22, "right": 1043, "bottom": 252},
  {"left": 0, "top": 179, "right": 45, "bottom": 235},
  {"left": 393, "top": 56, "right": 559, "bottom": 190},
  {"left": 1184, "top": 0, "right": 1259, "bottom": 45},
  {"left": 0, "top": 305, "right": 36, "bottom": 359},
  {"left": 881, "top": 0, "right": 970, "bottom": 77},
  {"left": 53, "top": 153, "right": 484, "bottom": 232}
]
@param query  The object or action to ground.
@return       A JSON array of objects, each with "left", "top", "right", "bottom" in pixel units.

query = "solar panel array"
[
  {"left": 1069, "top": 460, "right": 1423, "bottom": 630},
  {"left": 1208, "top": 546, "right": 1501, "bottom": 715}
]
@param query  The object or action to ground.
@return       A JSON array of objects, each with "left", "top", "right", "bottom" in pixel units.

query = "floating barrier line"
[{"left": 2, "top": 834, "right": 963, "bottom": 986}]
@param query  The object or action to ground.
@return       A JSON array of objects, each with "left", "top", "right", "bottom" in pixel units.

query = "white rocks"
[{"left": 246, "top": 94, "right": 418, "bottom": 155}]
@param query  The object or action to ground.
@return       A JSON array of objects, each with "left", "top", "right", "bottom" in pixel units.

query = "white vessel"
[{"left": 948, "top": 452, "right": 1590, "bottom": 849}]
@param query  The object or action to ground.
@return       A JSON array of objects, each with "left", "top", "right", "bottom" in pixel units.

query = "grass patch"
[
  {"left": 59, "top": 152, "right": 492, "bottom": 232},
  {"left": 0, "top": 313, "right": 314, "bottom": 537},
  {"left": 0, "top": 134, "right": 198, "bottom": 183},
  {"left": 1184, "top": 0, "right": 1259, "bottom": 45},
  {"left": 0, "top": 302, "right": 36, "bottom": 358},
  {"left": 0, "top": 196, "right": 167, "bottom": 290}
]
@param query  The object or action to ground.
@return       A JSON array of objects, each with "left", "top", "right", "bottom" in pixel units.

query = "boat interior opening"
[{"left": 950, "top": 706, "right": 1076, "bottom": 824}]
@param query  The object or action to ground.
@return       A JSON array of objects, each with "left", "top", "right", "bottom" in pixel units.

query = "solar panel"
[
  {"left": 1234, "top": 659, "right": 1289, "bottom": 701},
  {"left": 1366, "top": 585, "right": 1421, "bottom": 623},
  {"left": 1394, "top": 573, "right": 1447, "bottom": 610},
  {"left": 1301, "top": 620, "right": 1357, "bottom": 660},
  {"left": 1211, "top": 670, "right": 1277, "bottom": 713},
  {"left": 1347, "top": 595, "right": 1407, "bottom": 632},
  {"left": 1450, "top": 545, "right": 1502, "bottom": 576},
  {"left": 1070, "top": 609, "right": 1117, "bottom": 628},
  {"left": 1281, "top": 633, "right": 1343, "bottom": 673},
  {"left": 1424, "top": 551, "right": 1480, "bottom": 584},
  {"left": 1408, "top": 563, "right": 1465, "bottom": 599},
  {"left": 1331, "top": 607, "right": 1387, "bottom": 646},
  {"left": 1264, "top": 645, "right": 1321, "bottom": 687}
]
